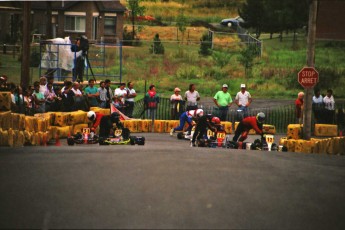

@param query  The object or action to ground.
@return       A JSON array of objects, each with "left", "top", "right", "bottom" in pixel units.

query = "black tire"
[
  {"left": 67, "top": 137, "right": 75, "bottom": 146},
  {"left": 137, "top": 137, "right": 145, "bottom": 145},
  {"left": 130, "top": 136, "right": 136, "bottom": 145},
  {"left": 99, "top": 137, "right": 107, "bottom": 145},
  {"left": 177, "top": 132, "right": 184, "bottom": 139}
]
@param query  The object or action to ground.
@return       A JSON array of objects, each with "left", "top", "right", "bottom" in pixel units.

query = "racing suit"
[
  {"left": 191, "top": 114, "right": 216, "bottom": 144},
  {"left": 232, "top": 116, "right": 263, "bottom": 142},
  {"left": 91, "top": 112, "right": 124, "bottom": 138},
  {"left": 173, "top": 109, "right": 200, "bottom": 133}
]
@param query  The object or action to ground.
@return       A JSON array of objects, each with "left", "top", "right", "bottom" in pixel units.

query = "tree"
[
  {"left": 212, "top": 50, "right": 233, "bottom": 68},
  {"left": 199, "top": 32, "right": 212, "bottom": 56},
  {"left": 238, "top": 44, "right": 259, "bottom": 77},
  {"left": 239, "top": 0, "right": 265, "bottom": 38},
  {"left": 127, "top": 0, "right": 146, "bottom": 40},
  {"left": 176, "top": 10, "right": 188, "bottom": 43},
  {"left": 149, "top": 33, "right": 165, "bottom": 54}
]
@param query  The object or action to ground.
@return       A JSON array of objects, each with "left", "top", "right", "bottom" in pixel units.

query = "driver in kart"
[
  {"left": 191, "top": 115, "right": 221, "bottom": 147},
  {"left": 87, "top": 111, "right": 125, "bottom": 138},
  {"left": 170, "top": 109, "right": 204, "bottom": 136},
  {"left": 232, "top": 112, "right": 265, "bottom": 142}
]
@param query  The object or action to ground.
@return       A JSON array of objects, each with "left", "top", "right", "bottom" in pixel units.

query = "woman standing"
[{"left": 170, "top": 87, "right": 183, "bottom": 120}]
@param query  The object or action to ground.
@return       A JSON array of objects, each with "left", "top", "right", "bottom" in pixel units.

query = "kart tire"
[
  {"left": 137, "top": 137, "right": 145, "bottom": 145},
  {"left": 99, "top": 137, "right": 107, "bottom": 145},
  {"left": 177, "top": 132, "right": 183, "bottom": 139},
  {"left": 130, "top": 136, "right": 136, "bottom": 145},
  {"left": 67, "top": 137, "right": 75, "bottom": 146},
  {"left": 271, "top": 143, "right": 278, "bottom": 151}
]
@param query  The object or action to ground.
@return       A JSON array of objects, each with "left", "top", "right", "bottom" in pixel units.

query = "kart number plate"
[
  {"left": 265, "top": 135, "right": 274, "bottom": 144},
  {"left": 217, "top": 132, "right": 226, "bottom": 139},
  {"left": 83, "top": 128, "right": 90, "bottom": 134}
]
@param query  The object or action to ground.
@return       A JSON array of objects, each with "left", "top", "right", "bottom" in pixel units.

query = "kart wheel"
[
  {"left": 130, "top": 136, "right": 136, "bottom": 145},
  {"left": 99, "top": 137, "right": 107, "bottom": 145},
  {"left": 137, "top": 137, "right": 145, "bottom": 145},
  {"left": 177, "top": 132, "right": 183, "bottom": 139},
  {"left": 271, "top": 143, "right": 278, "bottom": 151},
  {"left": 67, "top": 137, "right": 75, "bottom": 146}
]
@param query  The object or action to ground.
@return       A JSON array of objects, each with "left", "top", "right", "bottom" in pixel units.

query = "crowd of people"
[{"left": 0, "top": 75, "right": 137, "bottom": 118}]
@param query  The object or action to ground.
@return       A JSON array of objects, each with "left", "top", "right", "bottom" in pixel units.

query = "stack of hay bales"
[
  {"left": 279, "top": 123, "right": 344, "bottom": 154},
  {"left": 0, "top": 111, "right": 26, "bottom": 147}
]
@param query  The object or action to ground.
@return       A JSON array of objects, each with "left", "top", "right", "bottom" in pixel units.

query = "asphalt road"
[{"left": 0, "top": 133, "right": 345, "bottom": 229}]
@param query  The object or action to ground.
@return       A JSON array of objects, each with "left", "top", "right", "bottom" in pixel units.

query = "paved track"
[{"left": 0, "top": 133, "right": 344, "bottom": 229}]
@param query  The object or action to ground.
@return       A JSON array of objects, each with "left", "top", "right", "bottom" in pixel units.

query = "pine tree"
[
  {"left": 149, "top": 34, "right": 165, "bottom": 54},
  {"left": 199, "top": 33, "right": 212, "bottom": 56}
]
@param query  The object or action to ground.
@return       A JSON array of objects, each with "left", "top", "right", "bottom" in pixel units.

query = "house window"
[
  {"left": 104, "top": 17, "right": 116, "bottom": 35},
  {"left": 65, "top": 16, "right": 86, "bottom": 32}
]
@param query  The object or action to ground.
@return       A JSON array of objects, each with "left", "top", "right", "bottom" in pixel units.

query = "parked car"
[{"left": 220, "top": 16, "right": 244, "bottom": 29}]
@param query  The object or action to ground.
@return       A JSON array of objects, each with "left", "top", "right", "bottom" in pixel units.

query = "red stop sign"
[{"left": 298, "top": 67, "right": 319, "bottom": 88}]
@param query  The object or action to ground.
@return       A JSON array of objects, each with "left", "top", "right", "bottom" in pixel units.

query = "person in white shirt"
[
  {"left": 312, "top": 88, "right": 324, "bottom": 123},
  {"left": 39, "top": 76, "right": 48, "bottom": 94},
  {"left": 125, "top": 81, "right": 137, "bottom": 118},
  {"left": 235, "top": 84, "right": 252, "bottom": 119},
  {"left": 114, "top": 83, "right": 127, "bottom": 104},
  {"left": 170, "top": 87, "right": 183, "bottom": 120},
  {"left": 184, "top": 84, "right": 200, "bottom": 111},
  {"left": 323, "top": 89, "right": 335, "bottom": 124}
]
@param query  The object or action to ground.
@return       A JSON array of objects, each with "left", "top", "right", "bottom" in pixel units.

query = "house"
[{"left": 0, "top": 1, "right": 127, "bottom": 44}]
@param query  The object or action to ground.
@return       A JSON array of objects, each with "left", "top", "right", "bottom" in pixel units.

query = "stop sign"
[{"left": 298, "top": 67, "right": 319, "bottom": 88}]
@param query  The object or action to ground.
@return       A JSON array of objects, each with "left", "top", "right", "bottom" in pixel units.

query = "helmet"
[
  {"left": 196, "top": 109, "right": 204, "bottom": 117},
  {"left": 110, "top": 112, "right": 120, "bottom": 123},
  {"left": 87, "top": 111, "right": 96, "bottom": 121},
  {"left": 211, "top": 117, "right": 221, "bottom": 125},
  {"left": 256, "top": 112, "right": 265, "bottom": 123}
]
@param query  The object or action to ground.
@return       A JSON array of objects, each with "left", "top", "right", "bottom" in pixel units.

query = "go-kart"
[
  {"left": 196, "top": 125, "right": 227, "bottom": 148},
  {"left": 98, "top": 128, "right": 145, "bottom": 145},
  {"left": 177, "top": 126, "right": 195, "bottom": 141},
  {"left": 224, "top": 134, "right": 278, "bottom": 151},
  {"left": 67, "top": 128, "right": 99, "bottom": 145}
]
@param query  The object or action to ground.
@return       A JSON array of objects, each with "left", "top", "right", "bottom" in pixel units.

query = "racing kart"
[
  {"left": 98, "top": 128, "right": 145, "bottom": 145},
  {"left": 67, "top": 128, "right": 99, "bottom": 145},
  {"left": 196, "top": 125, "right": 227, "bottom": 148},
  {"left": 224, "top": 134, "right": 278, "bottom": 151}
]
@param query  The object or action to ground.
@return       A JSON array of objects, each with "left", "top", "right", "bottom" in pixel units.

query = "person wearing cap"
[
  {"left": 234, "top": 84, "right": 252, "bottom": 119},
  {"left": 170, "top": 87, "right": 184, "bottom": 120},
  {"left": 213, "top": 84, "right": 233, "bottom": 121}
]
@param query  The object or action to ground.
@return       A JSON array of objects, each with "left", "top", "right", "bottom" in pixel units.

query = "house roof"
[{"left": 3, "top": 1, "right": 127, "bottom": 13}]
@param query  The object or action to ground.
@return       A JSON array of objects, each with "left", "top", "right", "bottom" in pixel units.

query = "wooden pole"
[
  {"left": 303, "top": 0, "right": 318, "bottom": 140},
  {"left": 21, "top": 2, "right": 31, "bottom": 88}
]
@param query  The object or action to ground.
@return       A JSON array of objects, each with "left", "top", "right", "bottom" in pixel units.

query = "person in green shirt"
[
  {"left": 213, "top": 84, "right": 233, "bottom": 121},
  {"left": 84, "top": 79, "right": 99, "bottom": 107}
]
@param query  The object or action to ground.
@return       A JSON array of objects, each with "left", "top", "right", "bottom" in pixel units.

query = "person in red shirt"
[
  {"left": 87, "top": 111, "right": 124, "bottom": 138},
  {"left": 232, "top": 112, "right": 265, "bottom": 142},
  {"left": 295, "top": 92, "right": 304, "bottom": 124}
]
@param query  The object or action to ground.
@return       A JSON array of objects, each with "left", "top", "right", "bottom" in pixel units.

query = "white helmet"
[
  {"left": 87, "top": 111, "right": 96, "bottom": 121},
  {"left": 196, "top": 109, "right": 204, "bottom": 117}
]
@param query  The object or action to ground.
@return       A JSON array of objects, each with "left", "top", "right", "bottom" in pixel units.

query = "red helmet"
[{"left": 211, "top": 117, "right": 220, "bottom": 125}]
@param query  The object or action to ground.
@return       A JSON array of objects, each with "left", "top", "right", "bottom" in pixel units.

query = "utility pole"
[
  {"left": 21, "top": 1, "right": 31, "bottom": 88},
  {"left": 303, "top": 0, "right": 318, "bottom": 140}
]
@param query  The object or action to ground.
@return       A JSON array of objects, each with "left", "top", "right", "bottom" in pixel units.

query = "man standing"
[
  {"left": 144, "top": 85, "right": 160, "bottom": 120},
  {"left": 98, "top": 81, "right": 108, "bottom": 108},
  {"left": 114, "top": 83, "right": 127, "bottom": 104},
  {"left": 234, "top": 84, "right": 252, "bottom": 119},
  {"left": 184, "top": 84, "right": 200, "bottom": 111},
  {"left": 213, "top": 84, "right": 233, "bottom": 121},
  {"left": 104, "top": 79, "right": 113, "bottom": 108},
  {"left": 125, "top": 81, "right": 137, "bottom": 118},
  {"left": 84, "top": 79, "right": 99, "bottom": 107}
]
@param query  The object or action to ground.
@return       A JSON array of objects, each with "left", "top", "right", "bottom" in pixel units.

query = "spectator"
[
  {"left": 23, "top": 87, "right": 34, "bottom": 115},
  {"left": 32, "top": 81, "right": 46, "bottom": 113},
  {"left": 44, "top": 82, "right": 57, "bottom": 112},
  {"left": 295, "top": 92, "right": 304, "bottom": 124},
  {"left": 84, "top": 79, "right": 99, "bottom": 107},
  {"left": 54, "top": 86, "right": 64, "bottom": 111},
  {"left": 213, "top": 84, "right": 233, "bottom": 121},
  {"left": 184, "top": 84, "right": 200, "bottom": 111},
  {"left": 39, "top": 76, "right": 48, "bottom": 94},
  {"left": 104, "top": 79, "right": 113, "bottom": 108},
  {"left": 0, "top": 75, "right": 9, "bottom": 91},
  {"left": 113, "top": 95, "right": 126, "bottom": 113},
  {"left": 170, "top": 87, "right": 184, "bottom": 120},
  {"left": 144, "top": 84, "right": 160, "bottom": 120},
  {"left": 323, "top": 89, "right": 335, "bottom": 124},
  {"left": 98, "top": 81, "right": 108, "bottom": 108},
  {"left": 114, "top": 83, "right": 127, "bottom": 104},
  {"left": 125, "top": 81, "right": 137, "bottom": 118},
  {"left": 312, "top": 88, "right": 324, "bottom": 123},
  {"left": 234, "top": 84, "right": 252, "bottom": 119},
  {"left": 47, "top": 76, "right": 55, "bottom": 93},
  {"left": 62, "top": 81, "right": 73, "bottom": 112},
  {"left": 70, "top": 82, "right": 86, "bottom": 111}
]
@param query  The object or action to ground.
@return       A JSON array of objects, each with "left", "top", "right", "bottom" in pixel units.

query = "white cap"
[
  {"left": 222, "top": 84, "right": 228, "bottom": 88},
  {"left": 241, "top": 84, "right": 246, "bottom": 88}
]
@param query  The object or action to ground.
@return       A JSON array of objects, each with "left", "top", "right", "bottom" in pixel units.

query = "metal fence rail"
[{"left": 133, "top": 98, "right": 345, "bottom": 134}]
